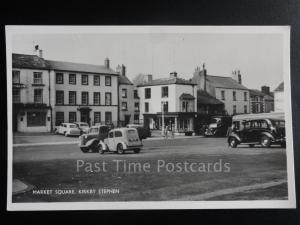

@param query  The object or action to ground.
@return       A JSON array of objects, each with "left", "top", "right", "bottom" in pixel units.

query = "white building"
[
  {"left": 274, "top": 82, "right": 284, "bottom": 112},
  {"left": 193, "top": 65, "right": 250, "bottom": 115},
  {"left": 137, "top": 72, "right": 197, "bottom": 133}
]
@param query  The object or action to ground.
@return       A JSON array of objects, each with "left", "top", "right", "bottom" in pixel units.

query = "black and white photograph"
[{"left": 6, "top": 26, "right": 295, "bottom": 210}]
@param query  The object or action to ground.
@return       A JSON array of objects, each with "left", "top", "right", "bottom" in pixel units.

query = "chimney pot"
[
  {"left": 104, "top": 57, "right": 110, "bottom": 68},
  {"left": 170, "top": 72, "right": 177, "bottom": 78}
]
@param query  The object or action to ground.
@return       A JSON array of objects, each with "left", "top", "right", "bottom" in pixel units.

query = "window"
[
  {"left": 94, "top": 112, "right": 101, "bottom": 124},
  {"left": 69, "top": 74, "right": 76, "bottom": 85},
  {"left": 162, "top": 101, "right": 168, "bottom": 113},
  {"left": 34, "top": 89, "right": 43, "bottom": 103},
  {"left": 233, "top": 91, "right": 236, "bottom": 101},
  {"left": 13, "top": 70, "right": 20, "bottom": 83},
  {"left": 69, "top": 91, "right": 76, "bottom": 105},
  {"left": 233, "top": 105, "right": 237, "bottom": 114},
  {"left": 81, "top": 74, "right": 88, "bottom": 85},
  {"left": 161, "top": 86, "right": 168, "bottom": 98},
  {"left": 94, "top": 75, "right": 100, "bottom": 86},
  {"left": 27, "top": 112, "right": 46, "bottom": 127},
  {"left": 105, "top": 112, "right": 112, "bottom": 124},
  {"left": 244, "top": 105, "right": 248, "bottom": 114},
  {"left": 134, "top": 90, "right": 139, "bottom": 98},
  {"left": 134, "top": 102, "right": 139, "bottom": 111},
  {"left": 255, "top": 103, "right": 260, "bottom": 113},
  {"left": 134, "top": 114, "right": 139, "bottom": 121},
  {"left": 13, "top": 89, "right": 20, "bottom": 103},
  {"left": 109, "top": 132, "right": 114, "bottom": 138},
  {"left": 56, "top": 73, "right": 63, "bottom": 84},
  {"left": 122, "top": 89, "right": 127, "bottom": 98},
  {"left": 145, "top": 88, "right": 151, "bottom": 99},
  {"left": 221, "top": 90, "right": 225, "bottom": 100},
  {"left": 93, "top": 92, "right": 101, "bottom": 105},
  {"left": 105, "top": 92, "right": 112, "bottom": 105},
  {"left": 105, "top": 76, "right": 111, "bottom": 86},
  {"left": 182, "top": 101, "right": 189, "bottom": 112},
  {"left": 69, "top": 112, "right": 77, "bottom": 123},
  {"left": 56, "top": 91, "right": 64, "bottom": 105},
  {"left": 244, "top": 92, "right": 248, "bottom": 101},
  {"left": 115, "top": 131, "right": 122, "bottom": 137},
  {"left": 81, "top": 92, "right": 89, "bottom": 105},
  {"left": 145, "top": 102, "right": 149, "bottom": 112},
  {"left": 121, "top": 102, "right": 127, "bottom": 111},
  {"left": 33, "top": 72, "right": 43, "bottom": 84},
  {"left": 55, "top": 112, "right": 64, "bottom": 126}
]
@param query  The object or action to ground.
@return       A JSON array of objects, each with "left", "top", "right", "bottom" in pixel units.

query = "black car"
[
  {"left": 204, "top": 116, "right": 232, "bottom": 137},
  {"left": 227, "top": 118, "right": 286, "bottom": 148}
]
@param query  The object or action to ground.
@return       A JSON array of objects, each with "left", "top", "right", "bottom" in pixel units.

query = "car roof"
[{"left": 109, "top": 127, "right": 135, "bottom": 132}]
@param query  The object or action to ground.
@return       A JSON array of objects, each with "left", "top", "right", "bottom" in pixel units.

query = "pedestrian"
[{"left": 165, "top": 125, "right": 169, "bottom": 139}]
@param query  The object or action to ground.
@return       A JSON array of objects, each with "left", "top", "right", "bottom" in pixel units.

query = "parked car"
[
  {"left": 74, "top": 122, "right": 90, "bottom": 134},
  {"left": 55, "top": 123, "right": 81, "bottom": 137},
  {"left": 204, "top": 116, "right": 232, "bottom": 137},
  {"left": 100, "top": 128, "right": 143, "bottom": 154},
  {"left": 126, "top": 124, "right": 151, "bottom": 139},
  {"left": 227, "top": 116, "right": 286, "bottom": 148},
  {"left": 78, "top": 125, "right": 110, "bottom": 153}
]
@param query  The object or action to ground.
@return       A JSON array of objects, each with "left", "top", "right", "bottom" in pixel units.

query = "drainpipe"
[{"left": 48, "top": 69, "right": 53, "bottom": 132}]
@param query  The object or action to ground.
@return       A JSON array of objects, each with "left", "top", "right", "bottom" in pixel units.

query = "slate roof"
[
  {"left": 207, "top": 75, "right": 248, "bottom": 90},
  {"left": 12, "top": 53, "right": 50, "bottom": 70},
  {"left": 249, "top": 89, "right": 265, "bottom": 97},
  {"left": 12, "top": 53, "right": 118, "bottom": 75},
  {"left": 118, "top": 75, "right": 133, "bottom": 85},
  {"left": 197, "top": 90, "right": 224, "bottom": 105},
  {"left": 137, "top": 77, "right": 196, "bottom": 87},
  {"left": 179, "top": 93, "right": 195, "bottom": 100},
  {"left": 274, "top": 82, "right": 284, "bottom": 92}
]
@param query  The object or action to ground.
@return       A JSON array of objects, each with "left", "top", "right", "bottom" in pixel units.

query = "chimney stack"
[
  {"left": 121, "top": 64, "right": 126, "bottom": 76},
  {"left": 104, "top": 57, "right": 110, "bottom": 68},
  {"left": 261, "top": 85, "right": 270, "bottom": 95},
  {"left": 170, "top": 71, "right": 177, "bottom": 78},
  {"left": 146, "top": 74, "right": 153, "bottom": 82},
  {"left": 33, "top": 45, "right": 43, "bottom": 58},
  {"left": 232, "top": 69, "right": 242, "bottom": 84}
]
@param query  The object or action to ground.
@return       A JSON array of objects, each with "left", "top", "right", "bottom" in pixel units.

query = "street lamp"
[{"left": 161, "top": 101, "right": 167, "bottom": 136}]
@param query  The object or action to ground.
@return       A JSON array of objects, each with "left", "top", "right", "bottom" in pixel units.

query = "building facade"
[
  {"left": 192, "top": 66, "right": 250, "bottom": 115},
  {"left": 249, "top": 86, "right": 274, "bottom": 113},
  {"left": 137, "top": 72, "right": 197, "bottom": 133},
  {"left": 274, "top": 82, "right": 284, "bottom": 112}
]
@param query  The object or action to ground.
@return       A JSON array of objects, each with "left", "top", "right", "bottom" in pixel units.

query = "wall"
[
  {"left": 119, "top": 83, "right": 135, "bottom": 125},
  {"left": 274, "top": 91, "right": 284, "bottom": 112}
]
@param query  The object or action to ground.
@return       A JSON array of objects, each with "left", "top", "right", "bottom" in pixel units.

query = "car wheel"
[
  {"left": 64, "top": 132, "right": 68, "bottom": 137},
  {"left": 98, "top": 144, "right": 105, "bottom": 154},
  {"left": 229, "top": 137, "right": 238, "bottom": 148},
  {"left": 80, "top": 147, "right": 89, "bottom": 153},
  {"left": 261, "top": 136, "right": 271, "bottom": 148},
  {"left": 117, "top": 144, "right": 124, "bottom": 154},
  {"left": 249, "top": 144, "right": 255, "bottom": 148},
  {"left": 134, "top": 148, "right": 140, "bottom": 154}
]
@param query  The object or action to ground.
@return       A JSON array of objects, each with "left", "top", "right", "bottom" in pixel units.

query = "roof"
[
  {"left": 137, "top": 77, "right": 196, "bottom": 87},
  {"left": 249, "top": 89, "right": 265, "bottom": 97},
  {"left": 118, "top": 75, "right": 133, "bottom": 85},
  {"left": 197, "top": 90, "right": 224, "bottom": 105},
  {"left": 47, "top": 60, "right": 118, "bottom": 75},
  {"left": 274, "top": 82, "right": 284, "bottom": 92},
  {"left": 179, "top": 93, "right": 195, "bottom": 100},
  {"left": 12, "top": 53, "right": 50, "bottom": 70},
  {"left": 12, "top": 53, "right": 118, "bottom": 75},
  {"left": 207, "top": 75, "right": 248, "bottom": 90}
]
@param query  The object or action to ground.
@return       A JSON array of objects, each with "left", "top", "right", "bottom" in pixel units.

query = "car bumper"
[{"left": 126, "top": 144, "right": 143, "bottom": 149}]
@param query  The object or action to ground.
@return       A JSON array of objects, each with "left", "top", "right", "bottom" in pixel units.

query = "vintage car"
[
  {"left": 101, "top": 128, "right": 143, "bottom": 154},
  {"left": 78, "top": 125, "right": 110, "bottom": 153},
  {"left": 55, "top": 123, "right": 81, "bottom": 137},
  {"left": 126, "top": 124, "right": 151, "bottom": 139},
  {"left": 74, "top": 122, "right": 90, "bottom": 134},
  {"left": 227, "top": 113, "right": 286, "bottom": 148},
  {"left": 204, "top": 116, "right": 232, "bottom": 137}
]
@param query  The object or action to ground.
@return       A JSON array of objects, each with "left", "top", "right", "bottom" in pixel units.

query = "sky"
[{"left": 12, "top": 32, "right": 284, "bottom": 91}]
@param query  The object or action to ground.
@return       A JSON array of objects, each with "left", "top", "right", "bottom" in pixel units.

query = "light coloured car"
[
  {"left": 55, "top": 123, "right": 81, "bottom": 137},
  {"left": 100, "top": 128, "right": 143, "bottom": 154},
  {"left": 74, "top": 122, "right": 90, "bottom": 134}
]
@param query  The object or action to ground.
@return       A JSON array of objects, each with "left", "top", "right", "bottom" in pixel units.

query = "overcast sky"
[{"left": 12, "top": 33, "right": 284, "bottom": 90}]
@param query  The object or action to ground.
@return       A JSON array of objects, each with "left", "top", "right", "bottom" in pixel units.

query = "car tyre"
[
  {"left": 249, "top": 144, "right": 255, "bottom": 148},
  {"left": 64, "top": 132, "right": 68, "bottom": 137},
  {"left": 80, "top": 147, "right": 89, "bottom": 153},
  {"left": 117, "top": 144, "right": 124, "bottom": 154},
  {"left": 261, "top": 136, "right": 271, "bottom": 148},
  {"left": 98, "top": 144, "right": 105, "bottom": 154},
  {"left": 229, "top": 137, "right": 238, "bottom": 148},
  {"left": 134, "top": 148, "right": 140, "bottom": 154}
]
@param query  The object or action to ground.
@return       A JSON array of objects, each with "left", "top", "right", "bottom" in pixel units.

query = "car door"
[
  {"left": 107, "top": 131, "right": 115, "bottom": 150},
  {"left": 59, "top": 124, "right": 64, "bottom": 134}
]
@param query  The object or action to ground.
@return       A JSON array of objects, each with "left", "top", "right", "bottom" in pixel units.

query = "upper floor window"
[
  {"left": 145, "top": 88, "right": 151, "bottom": 99},
  {"left": 94, "top": 75, "right": 100, "bottom": 86},
  {"left": 122, "top": 89, "right": 127, "bottom": 98},
  {"left": 33, "top": 72, "right": 43, "bottom": 84},
  {"left": 105, "top": 92, "right": 112, "bottom": 105},
  {"left": 221, "top": 90, "right": 225, "bottom": 100},
  {"left": 13, "top": 70, "right": 20, "bottom": 83},
  {"left": 69, "top": 74, "right": 76, "bottom": 85},
  {"left": 134, "top": 90, "right": 139, "bottom": 98},
  {"left": 81, "top": 74, "right": 88, "bottom": 85},
  {"left": 244, "top": 92, "right": 248, "bottom": 101},
  {"left": 121, "top": 102, "right": 127, "bottom": 111},
  {"left": 56, "top": 91, "right": 64, "bottom": 105},
  {"left": 34, "top": 89, "right": 43, "bottom": 103},
  {"left": 105, "top": 76, "right": 111, "bottom": 86},
  {"left": 13, "top": 89, "right": 20, "bottom": 103},
  {"left": 233, "top": 91, "right": 236, "bottom": 101},
  {"left": 69, "top": 91, "right": 77, "bottom": 105},
  {"left": 56, "top": 73, "right": 63, "bottom": 84},
  {"left": 81, "top": 92, "right": 89, "bottom": 105},
  {"left": 134, "top": 102, "right": 139, "bottom": 111},
  {"left": 93, "top": 92, "right": 101, "bottom": 105},
  {"left": 161, "top": 86, "right": 168, "bottom": 98}
]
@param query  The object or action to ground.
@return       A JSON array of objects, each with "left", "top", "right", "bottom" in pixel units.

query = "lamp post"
[{"left": 161, "top": 101, "right": 167, "bottom": 136}]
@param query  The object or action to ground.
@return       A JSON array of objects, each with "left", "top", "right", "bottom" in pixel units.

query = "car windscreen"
[
  {"left": 271, "top": 120, "right": 285, "bottom": 128},
  {"left": 69, "top": 124, "right": 77, "bottom": 128}
]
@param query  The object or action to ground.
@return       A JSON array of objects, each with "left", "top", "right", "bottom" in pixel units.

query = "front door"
[{"left": 81, "top": 111, "right": 90, "bottom": 125}]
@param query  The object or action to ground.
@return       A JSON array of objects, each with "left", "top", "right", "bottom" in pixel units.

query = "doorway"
[{"left": 81, "top": 110, "right": 90, "bottom": 125}]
